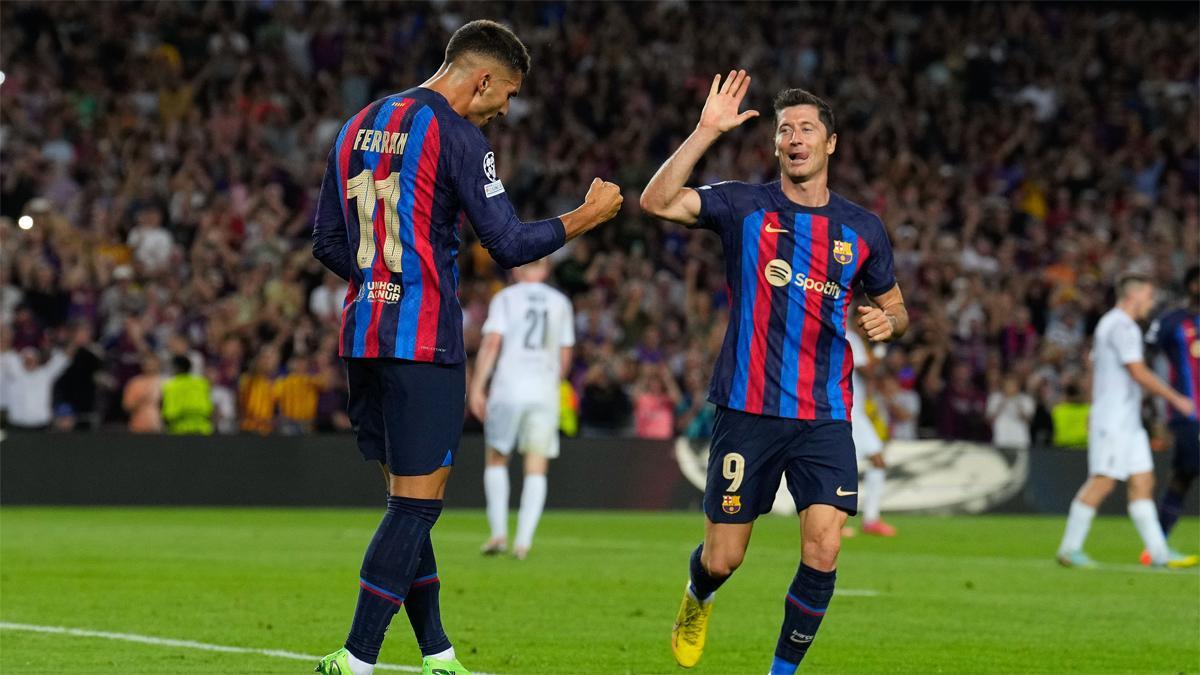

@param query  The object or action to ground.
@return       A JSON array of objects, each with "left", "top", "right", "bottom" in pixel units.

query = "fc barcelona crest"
[
  {"left": 833, "top": 240, "right": 853, "bottom": 265},
  {"left": 722, "top": 495, "right": 742, "bottom": 515}
]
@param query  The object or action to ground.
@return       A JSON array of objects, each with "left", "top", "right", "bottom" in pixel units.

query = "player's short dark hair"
[
  {"left": 445, "top": 20, "right": 530, "bottom": 75},
  {"left": 1116, "top": 271, "right": 1154, "bottom": 298},
  {"left": 172, "top": 355, "right": 192, "bottom": 375},
  {"left": 773, "top": 89, "right": 835, "bottom": 136}
]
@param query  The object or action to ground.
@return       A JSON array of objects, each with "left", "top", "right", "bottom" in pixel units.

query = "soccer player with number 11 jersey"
[
  {"left": 311, "top": 20, "right": 622, "bottom": 675},
  {"left": 641, "top": 70, "right": 908, "bottom": 673}
]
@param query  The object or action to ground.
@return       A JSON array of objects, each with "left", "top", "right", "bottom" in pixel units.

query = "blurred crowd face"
[{"left": 774, "top": 104, "right": 836, "bottom": 183}]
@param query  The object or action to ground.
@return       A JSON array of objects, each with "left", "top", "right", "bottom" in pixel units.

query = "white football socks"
[
  {"left": 1058, "top": 499, "right": 1096, "bottom": 555},
  {"left": 1128, "top": 499, "right": 1169, "bottom": 564},
  {"left": 862, "top": 468, "right": 885, "bottom": 523},
  {"left": 515, "top": 474, "right": 547, "bottom": 550},
  {"left": 483, "top": 465, "right": 509, "bottom": 541},
  {"left": 346, "top": 650, "right": 374, "bottom": 675},
  {"left": 427, "top": 646, "right": 456, "bottom": 661}
]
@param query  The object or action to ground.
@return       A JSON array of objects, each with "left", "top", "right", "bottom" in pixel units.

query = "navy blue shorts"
[
  {"left": 1170, "top": 419, "right": 1200, "bottom": 475},
  {"left": 345, "top": 358, "right": 465, "bottom": 476},
  {"left": 704, "top": 406, "right": 858, "bottom": 523}
]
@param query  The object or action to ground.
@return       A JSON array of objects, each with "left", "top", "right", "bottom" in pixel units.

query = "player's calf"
[{"left": 771, "top": 562, "right": 837, "bottom": 674}]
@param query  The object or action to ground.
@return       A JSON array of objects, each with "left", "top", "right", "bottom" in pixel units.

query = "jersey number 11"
[{"left": 347, "top": 170, "right": 404, "bottom": 272}]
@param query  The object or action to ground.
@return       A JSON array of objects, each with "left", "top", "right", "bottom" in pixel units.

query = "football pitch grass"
[{"left": 1, "top": 508, "right": 1197, "bottom": 674}]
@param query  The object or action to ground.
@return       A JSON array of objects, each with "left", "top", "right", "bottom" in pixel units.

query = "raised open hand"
[{"left": 697, "top": 69, "right": 760, "bottom": 134}]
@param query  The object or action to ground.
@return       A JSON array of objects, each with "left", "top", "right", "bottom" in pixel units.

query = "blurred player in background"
[
  {"left": 641, "top": 71, "right": 906, "bottom": 674},
  {"left": 847, "top": 321, "right": 896, "bottom": 536},
  {"left": 468, "top": 259, "right": 574, "bottom": 560},
  {"left": 1143, "top": 265, "right": 1200, "bottom": 559},
  {"left": 1056, "top": 273, "right": 1198, "bottom": 570},
  {"left": 311, "top": 20, "right": 622, "bottom": 675}
]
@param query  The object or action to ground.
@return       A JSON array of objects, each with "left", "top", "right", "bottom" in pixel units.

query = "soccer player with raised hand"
[
  {"left": 311, "top": 20, "right": 622, "bottom": 675},
  {"left": 641, "top": 70, "right": 907, "bottom": 674}
]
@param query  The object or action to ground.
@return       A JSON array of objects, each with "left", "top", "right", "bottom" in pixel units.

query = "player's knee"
[
  {"left": 702, "top": 548, "right": 745, "bottom": 578},
  {"left": 802, "top": 540, "right": 840, "bottom": 570}
]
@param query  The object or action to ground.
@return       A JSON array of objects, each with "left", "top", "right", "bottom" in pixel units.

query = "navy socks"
[
  {"left": 773, "top": 562, "right": 836, "bottom": 669},
  {"left": 345, "top": 496, "right": 443, "bottom": 664},
  {"left": 688, "top": 544, "right": 730, "bottom": 601},
  {"left": 404, "top": 534, "right": 452, "bottom": 656}
]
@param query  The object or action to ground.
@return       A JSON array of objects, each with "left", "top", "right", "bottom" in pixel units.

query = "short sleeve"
[
  {"left": 481, "top": 292, "right": 507, "bottom": 336},
  {"left": 693, "top": 181, "right": 739, "bottom": 233},
  {"left": 1145, "top": 317, "right": 1163, "bottom": 347},
  {"left": 858, "top": 215, "right": 897, "bottom": 297},
  {"left": 1112, "top": 319, "right": 1145, "bottom": 364},
  {"left": 559, "top": 296, "right": 576, "bottom": 348}
]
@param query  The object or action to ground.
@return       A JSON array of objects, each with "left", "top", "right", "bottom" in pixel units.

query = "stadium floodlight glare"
[
  {"left": 18, "top": 215, "right": 33, "bottom": 230},
  {"left": 0, "top": 70, "right": 6, "bottom": 86}
]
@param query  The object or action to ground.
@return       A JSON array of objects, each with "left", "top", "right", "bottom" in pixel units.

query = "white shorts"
[
  {"left": 853, "top": 411, "right": 883, "bottom": 459},
  {"left": 485, "top": 399, "right": 560, "bottom": 458},
  {"left": 1088, "top": 425, "right": 1153, "bottom": 480}
]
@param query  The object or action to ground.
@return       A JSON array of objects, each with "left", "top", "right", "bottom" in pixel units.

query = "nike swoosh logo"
[
  {"left": 836, "top": 487, "right": 857, "bottom": 497},
  {"left": 765, "top": 225, "right": 789, "bottom": 233}
]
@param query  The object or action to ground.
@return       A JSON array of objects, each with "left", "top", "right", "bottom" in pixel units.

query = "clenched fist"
[{"left": 585, "top": 177, "right": 623, "bottom": 223}]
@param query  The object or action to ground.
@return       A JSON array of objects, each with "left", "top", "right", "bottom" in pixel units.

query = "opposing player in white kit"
[
  {"left": 1056, "top": 274, "right": 1198, "bottom": 569},
  {"left": 847, "top": 327, "right": 896, "bottom": 536},
  {"left": 468, "top": 258, "right": 574, "bottom": 560}
]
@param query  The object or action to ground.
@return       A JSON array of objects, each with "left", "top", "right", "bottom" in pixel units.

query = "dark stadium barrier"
[
  {"left": 0, "top": 432, "right": 700, "bottom": 511},
  {"left": 1, "top": 432, "right": 1195, "bottom": 516}
]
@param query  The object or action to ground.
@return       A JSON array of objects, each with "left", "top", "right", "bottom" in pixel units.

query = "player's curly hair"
[
  {"left": 773, "top": 89, "right": 835, "bottom": 136},
  {"left": 446, "top": 20, "right": 531, "bottom": 75}
]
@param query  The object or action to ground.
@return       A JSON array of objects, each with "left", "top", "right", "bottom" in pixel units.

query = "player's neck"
[
  {"left": 778, "top": 174, "right": 830, "bottom": 208},
  {"left": 420, "top": 66, "right": 475, "bottom": 120},
  {"left": 1115, "top": 300, "right": 1138, "bottom": 318}
]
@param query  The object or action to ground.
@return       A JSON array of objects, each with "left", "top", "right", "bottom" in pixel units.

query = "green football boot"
[
  {"left": 314, "top": 647, "right": 353, "bottom": 674},
  {"left": 422, "top": 654, "right": 472, "bottom": 675}
]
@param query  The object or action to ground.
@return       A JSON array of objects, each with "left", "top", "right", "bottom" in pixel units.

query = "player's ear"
[
  {"left": 826, "top": 132, "right": 837, "bottom": 156},
  {"left": 476, "top": 71, "right": 492, "bottom": 97}
]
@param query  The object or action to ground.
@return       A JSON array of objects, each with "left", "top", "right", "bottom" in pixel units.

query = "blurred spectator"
[
  {"left": 986, "top": 374, "right": 1036, "bottom": 451},
  {"left": 275, "top": 355, "right": 322, "bottom": 435},
  {"left": 162, "top": 355, "right": 213, "bottom": 435},
  {"left": 2, "top": 346, "right": 71, "bottom": 430},
  {"left": 632, "top": 363, "right": 681, "bottom": 440},
  {"left": 676, "top": 369, "right": 716, "bottom": 440},
  {"left": 122, "top": 354, "right": 164, "bottom": 433},
  {"left": 880, "top": 374, "right": 921, "bottom": 441},
  {"left": 52, "top": 322, "right": 107, "bottom": 430},
  {"left": 206, "top": 364, "right": 238, "bottom": 434},
  {"left": 579, "top": 362, "right": 632, "bottom": 437},
  {"left": 308, "top": 272, "right": 346, "bottom": 324},
  {"left": 933, "top": 363, "right": 989, "bottom": 442},
  {"left": 1051, "top": 381, "right": 1091, "bottom": 448},
  {"left": 314, "top": 357, "right": 352, "bottom": 433},
  {"left": 239, "top": 347, "right": 279, "bottom": 435},
  {"left": 127, "top": 205, "right": 174, "bottom": 276}
]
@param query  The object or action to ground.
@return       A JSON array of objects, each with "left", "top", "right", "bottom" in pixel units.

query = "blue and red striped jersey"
[
  {"left": 313, "top": 87, "right": 566, "bottom": 364},
  {"left": 695, "top": 181, "right": 896, "bottom": 421},
  {"left": 1147, "top": 308, "right": 1200, "bottom": 422}
]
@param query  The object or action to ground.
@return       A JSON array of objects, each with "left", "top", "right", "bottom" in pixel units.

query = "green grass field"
[{"left": 1, "top": 508, "right": 1197, "bottom": 674}]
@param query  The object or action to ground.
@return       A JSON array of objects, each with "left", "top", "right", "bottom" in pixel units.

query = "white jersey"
[
  {"left": 482, "top": 282, "right": 574, "bottom": 406},
  {"left": 1090, "top": 307, "right": 1145, "bottom": 433},
  {"left": 847, "top": 331, "right": 870, "bottom": 418},
  {"left": 847, "top": 331, "right": 883, "bottom": 456}
]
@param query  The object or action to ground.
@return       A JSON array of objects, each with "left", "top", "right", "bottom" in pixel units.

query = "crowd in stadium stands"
[{"left": 1, "top": 2, "right": 1196, "bottom": 446}]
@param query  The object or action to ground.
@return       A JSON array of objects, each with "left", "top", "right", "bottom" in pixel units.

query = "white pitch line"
[
  {"left": 834, "top": 589, "right": 880, "bottom": 597},
  {"left": 0, "top": 622, "right": 505, "bottom": 674}
]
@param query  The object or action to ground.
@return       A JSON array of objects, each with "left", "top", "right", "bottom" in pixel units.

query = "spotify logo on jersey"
[{"left": 764, "top": 259, "right": 793, "bottom": 287}]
